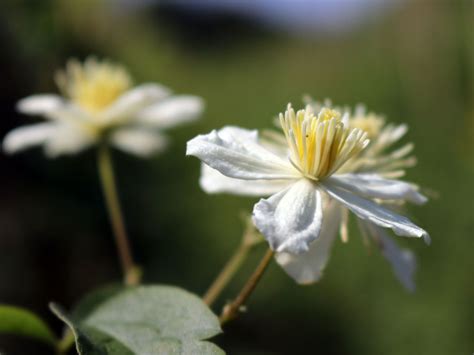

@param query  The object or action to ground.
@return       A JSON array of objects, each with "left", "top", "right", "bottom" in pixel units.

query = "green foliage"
[
  {"left": 51, "top": 285, "right": 224, "bottom": 355},
  {"left": 0, "top": 304, "right": 56, "bottom": 346}
]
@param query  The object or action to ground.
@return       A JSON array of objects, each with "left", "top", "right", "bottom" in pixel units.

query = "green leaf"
[
  {"left": 51, "top": 285, "right": 224, "bottom": 355},
  {"left": 50, "top": 304, "right": 132, "bottom": 355},
  {"left": 0, "top": 304, "right": 56, "bottom": 346},
  {"left": 71, "top": 284, "right": 124, "bottom": 320}
]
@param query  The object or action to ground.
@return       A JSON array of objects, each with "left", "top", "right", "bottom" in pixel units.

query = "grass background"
[{"left": 0, "top": 0, "right": 472, "bottom": 354}]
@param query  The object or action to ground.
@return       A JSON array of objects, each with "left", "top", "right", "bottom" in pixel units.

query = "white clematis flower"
[
  {"left": 187, "top": 104, "right": 429, "bottom": 260},
  {"left": 3, "top": 57, "right": 204, "bottom": 158},
  {"left": 275, "top": 102, "right": 427, "bottom": 290}
]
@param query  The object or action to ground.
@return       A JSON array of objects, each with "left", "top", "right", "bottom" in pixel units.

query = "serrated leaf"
[
  {"left": 0, "top": 304, "right": 56, "bottom": 346},
  {"left": 51, "top": 285, "right": 224, "bottom": 355}
]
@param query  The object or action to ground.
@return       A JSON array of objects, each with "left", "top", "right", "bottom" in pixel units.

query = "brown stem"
[{"left": 219, "top": 248, "right": 274, "bottom": 325}]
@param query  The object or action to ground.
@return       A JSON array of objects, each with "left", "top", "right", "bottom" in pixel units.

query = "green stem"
[
  {"left": 203, "top": 217, "right": 262, "bottom": 306},
  {"left": 219, "top": 248, "right": 274, "bottom": 325},
  {"left": 204, "top": 243, "right": 249, "bottom": 306},
  {"left": 97, "top": 143, "right": 140, "bottom": 286}
]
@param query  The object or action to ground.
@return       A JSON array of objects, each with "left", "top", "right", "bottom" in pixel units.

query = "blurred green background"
[{"left": 0, "top": 0, "right": 472, "bottom": 354}]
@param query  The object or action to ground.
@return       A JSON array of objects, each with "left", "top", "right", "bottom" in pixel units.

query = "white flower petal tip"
[
  {"left": 16, "top": 95, "right": 64, "bottom": 115},
  {"left": 138, "top": 95, "right": 204, "bottom": 129},
  {"left": 422, "top": 233, "right": 431, "bottom": 245},
  {"left": 252, "top": 179, "right": 323, "bottom": 255},
  {"left": 2, "top": 123, "right": 57, "bottom": 155},
  {"left": 275, "top": 253, "right": 322, "bottom": 285},
  {"left": 186, "top": 127, "right": 297, "bottom": 180}
]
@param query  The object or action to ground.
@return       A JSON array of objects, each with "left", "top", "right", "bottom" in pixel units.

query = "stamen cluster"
[
  {"left": 279, "top": 105, "right": 369, "bottom": 180},
  {"left": 55, "top": 58, "right": 132, "bottom": 113}
]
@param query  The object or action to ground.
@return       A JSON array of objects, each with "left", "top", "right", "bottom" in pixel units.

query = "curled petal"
[
  {"left": 200, "top": 164, "right": 293, "bottom": 196},
  {"left": 100, "top": 83, "right": 171, "bottom": 124},
  {"left": 3, "top": 123, "right": 58, "bottom": 154},
  {"left": 110, "top": 128, "right": 168, "bottom": 157},
  {"left": 328, "top": 174, "right": 427, "bottom": 205},
  {"left": 252, "top": 179, "right": 323, "bottom": 254},
  {"left": 275, "top": 201, "right": 342, "bottom": 284},
  {"left": 187, "top": 127, "right": 297, "bottom": 180},
  {"left": 16, "top": 95, "right": 64, "bottom": 116},
  {"left": 137, "top": 95, "right": 204, "bottom": 129},
  {"left": 321, "top": 182, "right": 430, "bottom": 243}
]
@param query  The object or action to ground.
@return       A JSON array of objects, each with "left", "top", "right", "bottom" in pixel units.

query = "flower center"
[
  {"left": 55, "top": 57, "right": 132, "bottom": 114},
  {"left": 279, "top": 105, "right": 369, "bottom": 180}
]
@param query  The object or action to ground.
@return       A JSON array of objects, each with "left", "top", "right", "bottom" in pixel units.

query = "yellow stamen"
[
  {"left": 55, "top": 57, "right": 132, "bottom": 114},
  {"left": 279, "top": 104, "right": 369, "bottom": 180}
]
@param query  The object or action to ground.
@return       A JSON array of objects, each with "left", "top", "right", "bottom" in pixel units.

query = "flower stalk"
[
  {"left": 219, "top": 247, "right": 274, "bottom": 325},
  {"left": 97, "top": 142, "right": 140, "bottom": 286},
  {"left": 203, "top": 216, "right": 262, "bottom": 306}
]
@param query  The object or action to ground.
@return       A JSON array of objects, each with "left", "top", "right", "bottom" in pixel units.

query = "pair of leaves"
[{"left": 51, "top": 285, "right": 224, "bottom": 355}]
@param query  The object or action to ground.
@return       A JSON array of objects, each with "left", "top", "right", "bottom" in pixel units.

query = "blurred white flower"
[
  {"left": 3, "top": 57, "right": 204, "bottom": 158},
  {"left": 187, "top": 104, "right": 429, "bottom": 265}
]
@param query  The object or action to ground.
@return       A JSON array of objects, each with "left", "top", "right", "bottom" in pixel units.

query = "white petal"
[
  {"left": 100, "top": 84, "right": 171, "bottom": 125},
  {"left": 328, "top": 174, "right": 428, "bottom": 205},
  {"left": 363, "top": 222, "right": 416, "bottom": 291},
  {"left": 44, "top": 123, "right": 96, "bottom": 158},
  {"left": 137, "top": 95, "right": 204, "bottom": 129},
  {"left": 46, "top": 103, "right": 95, "bottom": 124},
  {"left": 187, "top": 127, "right": 297, "bottom": 180},
  {"left": 110, "top": 128, "right": 168, "bottom": 157},
  {"left": 3, "top": 123, "right": 58, "bottom": 154},
  {"left": 275, "top": 201, "right": 342, "bottom": 284},
  {"left": 16, "top": 95, "right": 64, "bottom": 116},
  {"left": 200, "top": 164, "right": 293, "bottom": 196},
  {"left": 321, "top": 182, "right": 430, "bottom": 243},
  {"left": 252, "top": 179, "right": 323, "bottom": 254}
]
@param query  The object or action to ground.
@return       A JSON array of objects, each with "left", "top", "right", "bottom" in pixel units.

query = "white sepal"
[
  {"left": 321, "top": 181, "right": 430, "bottom": 243},
  {"left": 110, "top": 128, "right": 168, "bottom": 157},
  {"left": 200, "top": 164, "right": 293, "bottom": 196},
  {"left": 3, "top": 123, "right": 58, "bottom": 154},
  {"left": 252, "top": 179, "right": 323, "bottom": 254},
  {"left": 275, "top": 201, "right": 342, "bottom": 284},
  {"left": 137, "top": 95, "right": 204, "bottom": 129},
  {"left": 186, "top": 127, "right": 298, "bottom": 180},
  {"left": 16, "top": 95, "right": 64, "bottom": 116},
  {"left": 100, "top": 83, "right": 171, "bottom": 125},
  {"left": 327, "top": 174, "right": 427, "bottom": 205}
]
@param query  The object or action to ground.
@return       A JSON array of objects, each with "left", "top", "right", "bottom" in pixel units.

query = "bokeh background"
[{"left": 0, "top": 0, "right": 473, "bottom": 354}]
